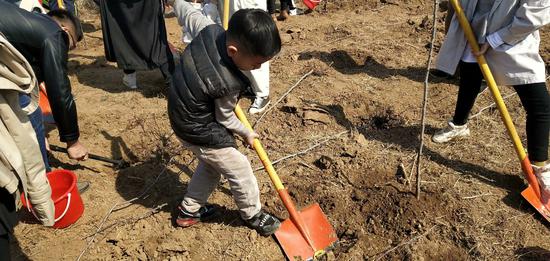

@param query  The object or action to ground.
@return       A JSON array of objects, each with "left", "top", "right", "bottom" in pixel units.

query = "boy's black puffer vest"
[{"left": 168, "top": 24, "right": 249, "bottom": 148}]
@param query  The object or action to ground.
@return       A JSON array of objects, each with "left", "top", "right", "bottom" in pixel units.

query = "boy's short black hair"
[
  {"left": 226, "top": 9, "right": 281, "bottom": 57},
  {"left": 47, "top": 9, "right": 83, "bottom": 42}
]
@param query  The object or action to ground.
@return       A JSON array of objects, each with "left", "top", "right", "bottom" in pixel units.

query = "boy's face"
[{"left": 227, "top": 44, "right": 271, "bottom": 71}]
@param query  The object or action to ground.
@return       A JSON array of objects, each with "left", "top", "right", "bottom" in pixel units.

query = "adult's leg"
[
  {"left": 0, "top": 234, "right": 10, "bottom": 261},
  {"left": 452, "top": 62, "right": 484, "bottom": 125},
  {"left": 280, "top": 0, "right": 289, "bottom": 11},
  {"left": 513, "top": 82, "right": 550, "bottom": 163},
  {"left": 28, "top": 107, "right": 50, "bottom": 172},
  {"left": 19, "top": 94, "right": 49, "bottom": 172},
  {"left": 267, "top": 0, "right": 275, "bottom": 14},
  {"left": 0, "top": 188, "right": 17, "bottom": 261}
]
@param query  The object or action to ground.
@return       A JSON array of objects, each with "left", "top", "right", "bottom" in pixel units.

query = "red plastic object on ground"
[
  {"left": 22, "top": 170, "right": 84, "bottom": 228},
  {"left": 303, "top": 0, "right": 320, "bottom": 10}
]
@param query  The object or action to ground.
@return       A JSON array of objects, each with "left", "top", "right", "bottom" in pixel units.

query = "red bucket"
[
  {"left": 22, "top": 170, "right": 84, "bottom": 229},
  {"left": 303, "top": 0, "right": 320, "bottom": 10}
]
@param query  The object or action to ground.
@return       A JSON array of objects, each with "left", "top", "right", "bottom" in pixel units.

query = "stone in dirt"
[
  {"left": 282, "top": 96, "right": 301, "bottom": 113},
  {"left": 342, "top": 145, "right": 358, "bottom": 158},
  {"left": 315, "top": 155, "right": 334, "bottom": 169},
  {"left": 303, "top": 110, "right": 332, "bottom": 125},
  {"left": 353, "top": 133, "right": 368, "bottom": 146},
  {"left": 280, "top": 33, "right": 292, "bottom": 44}
]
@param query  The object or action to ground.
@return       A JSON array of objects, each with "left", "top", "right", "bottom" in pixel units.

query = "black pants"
[
  {"left": 267, "top": 0, "right": 294, "bottom": 14},
  {"left": 453, "top": 62, "right": 550, "bottom": 162},
  {"left": 0, "top": 234, "right": 10, "bottom": 261},
  {"left": 0, "top": 188, "right": 16, "bottom": 261}
]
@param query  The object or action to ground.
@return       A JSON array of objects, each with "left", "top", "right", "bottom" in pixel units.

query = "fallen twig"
[
  {"left": 374, "top": 225, "right": 438, "bottom": 261},
  {"left": 77, "top": 157, "right": 179, "bottom": 261},
  {"left": 253, "top": 69, "right": 315, "bottom": 128},
  {"left": 469, "top": 92, "right": 517, "bottom": 119},
  {"left": 84, "top": 203, "right": 168, "bottom": 238},
  {"left": 415, "top": 0, "right": 439, "bottom": 199},
  {"left": 254, "top": 130, "right": 349, "bottom": 172},
  {"left": 462, "top": 193, "right": 493, "bottom": 199}
]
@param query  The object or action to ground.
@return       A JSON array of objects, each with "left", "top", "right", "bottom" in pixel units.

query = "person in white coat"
[
  {"left": 219, "top": 0, "right": 272, "bottom": 114},
  {"left": 432, "top": 0, "right": 550, "bottom": 207}
]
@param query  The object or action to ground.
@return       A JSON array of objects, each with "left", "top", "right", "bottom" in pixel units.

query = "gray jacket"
[{"left": 436, "top": 0, "right": 550, "bottom": 85}]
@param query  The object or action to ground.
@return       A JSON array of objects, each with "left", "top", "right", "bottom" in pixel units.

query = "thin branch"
[
  {"left": 469, "top": 92, "right": 517, "bottom": 119},
  {"left": 374, "top": 225, "right": 438, "bottom": 261},
  {"left": 253, "top": 130, "right": 349, "bottom": 171},
  {"left": 253, "top": 69, "right": 315, "bottom": 128},
  {"left": 85, "top": 203, "right": 168, "bottom": 238},
  {"left": 462, "top": 193, "right": 493, "bottom": 199},
  {"left": 77, "top": 157, "right": 180, "bottom": 261},
  {"left": 415, "top": 0, "right": 438, "bottom": 199}
]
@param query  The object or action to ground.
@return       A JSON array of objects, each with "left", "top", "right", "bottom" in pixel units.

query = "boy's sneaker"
[
  {"left": 532, "top": 164, "right": 550, "bottom": 207},
  {"left": 249, "top": 96, "right": 270, "bottom": 114},
  {"left": 123, "top": 72, "right": 138, "bottom": 89},
  {"left": 432, "top": 121, "right": 470, "bottom": 143},
  {"left": 244, "top": 210, "right": 281, "bottom": 236},
  {"left": 176, "top": 205, "right": 219, "bottom": 228}
]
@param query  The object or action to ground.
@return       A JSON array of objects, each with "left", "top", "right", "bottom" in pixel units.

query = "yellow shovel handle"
[
  {"left": 222, "top": 0, "right": 230, "bottom": 29},
  {"left": 222, "top": 0, "right": 284, "bottom": 191},
  {"left": 450, "top": 0, "right": 541, "bottom": 197},
  {"left": 234, "top": 105, "right": 286, "bottom": 190}
]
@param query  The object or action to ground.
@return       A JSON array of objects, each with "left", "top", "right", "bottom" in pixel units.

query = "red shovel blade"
[
  {"left": 521, "top": 185, "right": 550, "bottom": 222},
  {"left": 275, "top": 203, "right": 338, "bottom": 261}
]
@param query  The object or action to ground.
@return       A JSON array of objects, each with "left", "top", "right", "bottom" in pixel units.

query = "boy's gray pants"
[{"left": 180, "top": 143, "right": 261, "bottom": 220}]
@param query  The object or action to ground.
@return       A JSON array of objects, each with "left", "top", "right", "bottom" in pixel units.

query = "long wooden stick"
[{"left": 415, "top": 0, "right": 438, "bottom": 199}]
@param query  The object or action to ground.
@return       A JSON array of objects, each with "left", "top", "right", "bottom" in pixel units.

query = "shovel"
[
  {"left": 450, "top": 0, "right": 550, "bottom": 222},
  {"left": 234, "top": 105, "right": 338, "bottom": 260},
  {"left": 49, "top": 144, "right": 128, "bottom": 169}
]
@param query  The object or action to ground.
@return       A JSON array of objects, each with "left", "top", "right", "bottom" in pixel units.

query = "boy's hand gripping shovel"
[
  {"left": 234, "top": 106, "right": 338, "bottom": 260},
  {"left": 450, "top": 0, "right": 550, "bottom": 222}
]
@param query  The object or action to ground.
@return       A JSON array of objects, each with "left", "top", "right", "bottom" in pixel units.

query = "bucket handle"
[
  {"left": 24, "top": 192, "right": 71, "bottom": 224},
  {"left": 54, "top": 193, "right": 71, "bottom": 223}
]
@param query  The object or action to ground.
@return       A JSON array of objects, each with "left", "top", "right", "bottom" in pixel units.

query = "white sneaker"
[
  {"left": 532, "top": 163, "right": 550, "bottom": 207},
  {"left": 249, "top": 96, "right": 270, "bottom": 114},
  {"left": 123, "top": 72, "right": 138, "bottom": 89},
  {"left": 289, "top": 8, "right": 298, "bottom": 16},
  {"left": 432, "top": 121, "right": 470, "bottom": 143}
]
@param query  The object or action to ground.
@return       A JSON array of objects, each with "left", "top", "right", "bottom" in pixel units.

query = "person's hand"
[
  {"left": 245, "top": 132, "right": 259, "bottom": 148},
  {"left": 32, "top": 199, "right": 55, "bottom": 227},
  {"left": 473, "top": 43, "right": 491, "bottom": 57},
  {"left": 67, "top": 140, "right": 88, "bottom": 160}
]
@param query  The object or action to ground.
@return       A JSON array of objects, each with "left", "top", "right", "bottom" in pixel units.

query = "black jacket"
[
  {"left": 0, "top": 1, "right": 79, "bottom": 142},
  {"left": 168, "top": 24, "right": 249, "bottom": 148}
]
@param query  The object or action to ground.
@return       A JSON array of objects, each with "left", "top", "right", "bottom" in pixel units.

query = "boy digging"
[{"left": 167, "top": 0, "right": 281, "bottom": 235}]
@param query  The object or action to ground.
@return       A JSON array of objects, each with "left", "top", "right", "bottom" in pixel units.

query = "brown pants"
[{"left": 181, "top": 142, "right": 261, "bottom": 219}]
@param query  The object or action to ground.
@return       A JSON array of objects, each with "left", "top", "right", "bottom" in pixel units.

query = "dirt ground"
[{"left": 9, "top": 0, "right": 550, "bottom": 260}]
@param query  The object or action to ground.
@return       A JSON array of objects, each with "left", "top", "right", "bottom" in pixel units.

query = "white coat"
[{"left": 436, "top": 0, "right": 550, "bottom": 86}]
